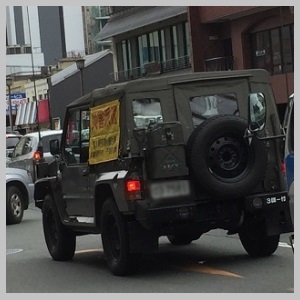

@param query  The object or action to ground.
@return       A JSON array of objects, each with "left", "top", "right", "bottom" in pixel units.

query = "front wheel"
[
  {"left": 101, "top": 198, "right": 133, "bottom": 276},
  {"left": 6, "top": 185, "right": 24, "bottom": 225},
  {"left": 238, "top": 219, "right": 279, "bottom": 257},
  {"left": 42, "top": 194, "right": 76, "bottom": 261}
]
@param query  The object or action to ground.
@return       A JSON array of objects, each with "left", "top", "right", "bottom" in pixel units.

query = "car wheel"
[
  {"left": 101, "top": 197, "right": 133, "bottom": 276},
  {"left": 42, "top": 194, "right": 76, "bottom": 261},
  {"left": 187, "top": 115, "right": 267, "bottom": 199},
  {"left": 238, "top": 217, "right": 279, "bottom": 257},
  {"left": 6, "top": 185, "right": 24, "bottom": 225}
]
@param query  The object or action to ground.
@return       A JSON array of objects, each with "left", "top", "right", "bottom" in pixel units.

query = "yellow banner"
[{"left": 89, "top": 100, "right": 120, "bottom": 164}]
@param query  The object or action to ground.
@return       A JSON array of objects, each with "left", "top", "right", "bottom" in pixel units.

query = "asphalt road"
[{"left": 6, "top": 202, "right": 294, "bottom": 293}]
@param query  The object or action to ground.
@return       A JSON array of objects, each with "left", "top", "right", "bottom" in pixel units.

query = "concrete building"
[{"left": 6, "top": 6, "right": 85, "bottom": 77}]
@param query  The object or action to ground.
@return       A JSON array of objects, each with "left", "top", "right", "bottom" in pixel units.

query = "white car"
[
  {"left": 6, "top": 167, "right": 34, "bottom": 224},
  {"left": 7, "top": 130, "right": 62, "bottom": 182}
]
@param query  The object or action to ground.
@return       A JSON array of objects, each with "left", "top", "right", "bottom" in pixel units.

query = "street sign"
[{"left": 6, "top": 93, "right": 27, "bottom": 114}]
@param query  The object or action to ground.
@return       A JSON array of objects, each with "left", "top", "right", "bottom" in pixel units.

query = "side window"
[
  {"left": 12, "top": 137, "right": 27, "bottom": 158},
  {"left": 63, "top": 108, "right": 90, "bottom": 164},
  {"left": 132, "top": 98, "right": 163, "bottom": 128},
  {"left": 22, "top": 137, "right": 33, "bottom": 155},
  {"left": 189, "top": 93, "right": 238, "bottom": 126}
]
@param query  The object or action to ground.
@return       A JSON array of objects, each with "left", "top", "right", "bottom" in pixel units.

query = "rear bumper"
[{"left": 134, "top": 191, "right": 294, "bottom": 234}]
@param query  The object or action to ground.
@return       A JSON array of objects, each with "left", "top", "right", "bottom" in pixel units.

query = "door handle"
[{"left": 82, "top": 168, "right": 89, "bottom": 176}]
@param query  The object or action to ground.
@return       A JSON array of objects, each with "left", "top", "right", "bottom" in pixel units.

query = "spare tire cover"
[{"left": 186, "top": 115, "right": 267, "bottom": 199}]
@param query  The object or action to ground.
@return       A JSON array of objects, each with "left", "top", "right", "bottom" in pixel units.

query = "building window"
[
  {"left": 117, "top": 21, "right": 190, "bottom": 78},
  {"left": 251, "top": 24, "right": 294, "bottom": 75}
]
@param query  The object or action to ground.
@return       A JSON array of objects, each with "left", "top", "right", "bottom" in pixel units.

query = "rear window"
[
  {"left": 6, "top": 137, "right": 21, "bottom": 149},
  {"left": 189, "top": 93, "right": 239, "bottom": 126},
  {"left": 42, "top": 134, "right": 62, "bottom": 152}
]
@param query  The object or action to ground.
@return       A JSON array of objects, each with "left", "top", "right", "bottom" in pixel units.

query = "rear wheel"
[
  {"left": 6, "top": 185, "right": 24, "bottom": 225},
  {"left": 42, "top": 194, "right": 76, "bottom": 261},
  {"left": 238, "top": 218, "right": 279, "bottom": 257},
  {"left": 101, "top": 198, "right": 133, "bottom": 276}
]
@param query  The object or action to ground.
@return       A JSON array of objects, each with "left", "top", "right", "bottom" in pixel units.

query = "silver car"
[
  {"left": 6, "top": 167, "right": 34, "bottom": 224},
  {"left": 7, "top": 130, "right": 62, "bottom": 182}
]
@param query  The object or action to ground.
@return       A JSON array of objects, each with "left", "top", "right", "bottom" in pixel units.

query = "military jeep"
[{"left": 34, "top": 69, "right": 293, "bottom": 276}]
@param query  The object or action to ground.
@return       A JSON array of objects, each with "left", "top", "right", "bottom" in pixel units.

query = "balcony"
[
  {"left": 204, "top": 56, "right": 234, "bottom": 71},
  {"left": 111, "top": 55, "right": 191, "bottom": 83}
]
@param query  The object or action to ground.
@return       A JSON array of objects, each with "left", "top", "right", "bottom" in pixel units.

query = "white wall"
[{"left": 63, "top": 6, "right": 85, "bottom": 56}]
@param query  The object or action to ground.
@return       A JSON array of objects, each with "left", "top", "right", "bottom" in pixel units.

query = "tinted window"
[
  {"left": 42, "top": 134, "right": 62, "bottom": 152},
  {"left": 6, "top": 137, "right": 21, "bottom": 149}
]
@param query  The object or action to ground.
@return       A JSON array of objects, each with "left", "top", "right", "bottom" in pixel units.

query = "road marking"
[
  {"left": 183, "top": 262, "right": 243, "bottom": 278},
  {"left": 279, "top": 242, "right": 292, "bottom": 248},
  {"left": 6, "top": 249, "right": 23, "bottom": 255},
  {"left": 75, "top": 249, "right": 103, "bottom": 254}
]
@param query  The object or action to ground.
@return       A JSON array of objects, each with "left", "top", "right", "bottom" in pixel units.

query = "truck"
[{"left": 34, "top": 69, "right": 293, "bottom": 275}]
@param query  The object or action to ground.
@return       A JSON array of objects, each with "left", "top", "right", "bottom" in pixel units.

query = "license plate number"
[{"left": 150, "top": 180, "right": 190, "bottom": 200}]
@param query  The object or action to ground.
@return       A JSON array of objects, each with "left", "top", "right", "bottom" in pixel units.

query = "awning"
[
  {"left": 95, "top": 6, "right": 187, "bottom": 41},
  {"left": 15, "top": 99, "right": 49, "bottom": 126},
  {"left": 37, "top": 99, "right": 50, "bottom": 123}
]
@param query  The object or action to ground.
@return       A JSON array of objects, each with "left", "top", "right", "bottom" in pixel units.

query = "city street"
[{"left": 6, "top": 202, "right": 294, "bottom": 293}]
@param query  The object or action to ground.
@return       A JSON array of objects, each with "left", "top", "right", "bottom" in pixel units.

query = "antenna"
[{"left": 27, "top": 6, "right": 43, "bottom": 154}]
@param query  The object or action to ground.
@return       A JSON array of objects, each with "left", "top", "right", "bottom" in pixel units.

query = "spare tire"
[{"left": 186, "top": 115, "right": 267, "bottom": 199}]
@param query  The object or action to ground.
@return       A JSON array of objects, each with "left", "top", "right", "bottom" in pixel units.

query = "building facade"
[{"left": 96, "top": 6, "right": 294, "bottom": 120}]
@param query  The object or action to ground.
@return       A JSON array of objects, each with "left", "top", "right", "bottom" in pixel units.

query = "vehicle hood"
[{"left": 6, "top": 167, "right": 33, "bottom": 182}]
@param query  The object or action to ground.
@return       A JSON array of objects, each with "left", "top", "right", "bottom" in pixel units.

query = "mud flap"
[{"left": 128, "top": 221, "right": 158, "bottom": 254}]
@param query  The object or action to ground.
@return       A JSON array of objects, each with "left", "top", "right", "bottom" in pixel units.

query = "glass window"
[
  {"left": 149, "top": 31, "right": 160, "bottom": 62},
  {"left": 160, "top": 29, "right": 166, "bottom": 62},
  {"left": 282, "top": 25, "right": 293, "bottom": 73},
  {"left": 251, "top": 24, "right": 294, "bottom": 75},
  {"left": 64, "top": 108, "right": 90, "bottom": 164},
  {"left": 171, "top": 25, "right": 179, "bottom": 59},
  {"left": 132, "top": 98, "right": 163, "bottom": 128},
  {"left": 271, "top": 28, "right": 282, "bottom": 75},
  {"left": 189, "top": 94, "right": 238, "bottom": 126},
  {"left": 138, "top": 34, "right": 149, "bottom": 68}
]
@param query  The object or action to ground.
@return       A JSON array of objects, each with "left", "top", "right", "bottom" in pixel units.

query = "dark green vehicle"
[{"left": 34, "top": 69, "right": 293, "bottom": 276}]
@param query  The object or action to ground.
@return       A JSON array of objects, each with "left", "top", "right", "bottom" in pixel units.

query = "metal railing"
[
  {"left": 111, "top": 55, "right": 191, "bottom": 83},
  {"left": 204, "top": 56, "right": 234, "bottom": 71}
]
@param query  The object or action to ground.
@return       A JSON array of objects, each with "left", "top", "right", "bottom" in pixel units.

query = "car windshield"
[
  {"left": 6, "top": 137, "right": 21, "bottom": 149},
  {"left": 42, "top": 134, "right": 62, "bottom": 152}
]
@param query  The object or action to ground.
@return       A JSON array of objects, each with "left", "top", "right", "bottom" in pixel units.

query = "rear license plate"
[{"left": 150, "top": 180, "right": 190, "bottom": 200}]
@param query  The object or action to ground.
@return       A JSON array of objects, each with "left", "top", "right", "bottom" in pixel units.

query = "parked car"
[
  {"left": 7, "top": 130, "right": 62, "bottom": 182},
  {"left": 6, "top": 167, "right": 34, "bottom": 224},
  {"left": 6, "top": 133, "right": 22, "bottom": 157}
]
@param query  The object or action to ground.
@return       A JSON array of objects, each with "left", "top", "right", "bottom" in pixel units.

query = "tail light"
[
  {"left": 126, "top": 180, "right": 143, "bottom": 200},
  {"left": 33, "top": 151, "right": 42, "bottom": 161},
  {"left": 281, "top": 161, "right": 286, "bottom": 174}
]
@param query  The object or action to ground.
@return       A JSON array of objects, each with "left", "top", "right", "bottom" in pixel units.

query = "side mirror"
[
  {"left": 248, "top": 92, "right": 266, "bottom": 132},
  {"left": 50, "top": 139, "right": 60, "bottom": 155}
]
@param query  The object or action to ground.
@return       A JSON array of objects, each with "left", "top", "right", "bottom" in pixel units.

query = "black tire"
[
  {"left": 238, "top": 219, "right": 279, "bottom": 257},
  {"left": 187, "top": 115, "right": 267, "bottom": 199},
  {"left": 42, "top": 194, "right": 76, "bottom": 261},
  {"left": 6, "top": 185, "right": 24, "bottom": 225},
  {"left": 167, "top": 232, "right": 201, "bottom": 245},
  {"left": 101, "top": 198, "right": 132, "bottom": 276}
]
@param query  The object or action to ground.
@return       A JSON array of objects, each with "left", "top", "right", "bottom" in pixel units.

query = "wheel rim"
[
  {"left": 10, "top": 193, "right": 22, "bottom": 218},
  {"left": 208, "top": 136, "right": 249, "bottom": 179},
  {"left": 107, "top": 215, "right": 121, "bottom": 259}
]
